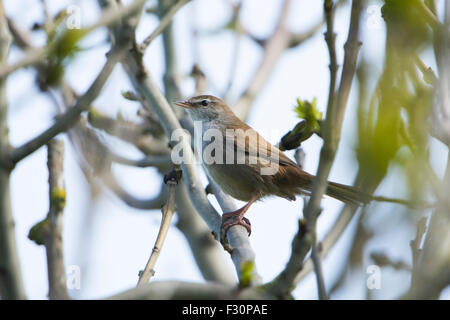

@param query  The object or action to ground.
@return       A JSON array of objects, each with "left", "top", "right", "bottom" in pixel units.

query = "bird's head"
[{"left": 175, "top": 95, "right": 229, "bottom": 121}]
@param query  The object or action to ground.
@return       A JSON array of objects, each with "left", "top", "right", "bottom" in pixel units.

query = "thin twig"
[
  {"left": 8, "top": 45, "right": 126, "bottom": 164},
  {"left": 233, "top": 0, "right": 324, "bottom": 120},
  {"left": 304, "top": 0, "right": 339, "bottom": 300},
  {"left": 137, "top": 171, "right": 178, "bottom": 285},
  {"left": 111, "top": 153, "right": 171, "bottom": 169},
  {"left": 311, "top": 242, "right": 328, "bottom": 299},
  {"left": 0, "top": 0, "right": 145, "bottom": 79},
  {"left": 140, "top": 0, "right": 190, "bottom": 51}
]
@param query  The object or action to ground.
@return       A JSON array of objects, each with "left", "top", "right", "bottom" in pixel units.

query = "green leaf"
[{"left": 294, "top": 98, "right": 322, "bottom": 132}]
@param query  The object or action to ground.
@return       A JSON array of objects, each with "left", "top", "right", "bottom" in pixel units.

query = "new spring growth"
[{"left": 279, "top": 98, "right": 323, "bottom": 151}]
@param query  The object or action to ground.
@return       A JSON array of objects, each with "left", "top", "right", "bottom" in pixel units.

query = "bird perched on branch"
[{"left": 175, "top": 95, "right": 393, "bottom": 236}]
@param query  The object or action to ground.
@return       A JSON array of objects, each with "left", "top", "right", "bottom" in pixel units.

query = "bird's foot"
[{"left": 221, "top": 212, "right": 252, "bottom": 237}]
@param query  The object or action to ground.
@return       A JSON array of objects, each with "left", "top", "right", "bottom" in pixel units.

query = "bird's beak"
[{"left": 174, "top": 100, "right": 193, "bottom": 109}]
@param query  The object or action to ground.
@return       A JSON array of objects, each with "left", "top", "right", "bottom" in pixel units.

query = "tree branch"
[
  {"left": 0, "top": 0, "right": 146, "bottom": 80},
  {"left": 137, "top": 170, "right": 178, "bottom": 285},
  {"left": 208, "top": 180, "right": 261, "bottom": 285},
  {"left": 45, "top": 139, "right": 70, "bottom": 300},
  {"left": 141, "top": 0, "right": 190, "bottom": 51},
  {"left": 0, "top": 1, "right": 26, "bottom": 299},
  {"left": 105, "top": 172, "right": 168, "bottom": 210},
  {"left": 97, "top": 0, "right": 237, "bottom": 285},
  {"left": 8, "top": 45, "right": 126, "bottom": 164},
  {"left": 233, "top": 0, "right": 323, "bottom": 120},
  {"left": 106, "top": 280, "right": 269, "bottom": 300},
  {"left": 116, "top": 16, "right": 261, "bottom": 285},
  {"left": 268, "top": 0, "right": 364, "bottom": 298}
]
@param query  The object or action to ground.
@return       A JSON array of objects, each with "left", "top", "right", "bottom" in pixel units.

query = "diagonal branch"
[
  {"left": 233, "top": 0, "right": 324, "bottom": 120},
  {"left": 0, "top": 0, "right": 146, "bottom": 80},
  {"left": 141, "top": 0, "right": 191, "bottom": 51},
  {"left": 137, "top": 170, "right": 178, "bottom": 285},
  {"left": 96, "top": 0, "right": 236, "bottom": 285},
  {"left": 8, "top": 46, "right": 126, "bottom": 164}
]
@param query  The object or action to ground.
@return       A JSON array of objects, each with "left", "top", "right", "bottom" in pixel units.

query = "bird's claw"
[{"left": 221, "top": 214, "right": 252, "bottom": 237}]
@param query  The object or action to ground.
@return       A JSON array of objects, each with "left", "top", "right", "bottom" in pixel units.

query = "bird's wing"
[{"left": 224, "top": 122, "right": 297, "bottom": 168}]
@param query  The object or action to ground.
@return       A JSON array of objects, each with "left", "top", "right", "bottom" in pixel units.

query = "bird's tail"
[
  {"left": 325, "top": 181, "right": 371, "bottom": 205},
  {"left": 307, "top": 176, "right": 414, "bottom": 206},
  {"left": 286, "top": 166, "right": 413, "bottom": 206}
]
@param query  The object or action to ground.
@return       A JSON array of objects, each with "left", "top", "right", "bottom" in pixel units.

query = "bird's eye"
[{"left": 201, "top": 100, "right": 209, "bottom": 106}]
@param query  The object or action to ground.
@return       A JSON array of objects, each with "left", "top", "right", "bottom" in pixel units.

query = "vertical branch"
[
  {"left": 45, "top": 139, "right": 69, "bottom": 300},
  {"left": 269, "top": 0, "right": 363, "bottom": 299},
  {"left": 305, "top": 0, "right": 363, "bottom": 225},
  {"left": 28, "top": 140, "right": 70, "bottom": 300},
  {"left": 303, "top": 0, "right": 362, "bottom": 299},
  {"left": 0, "top": 1, "right": 26, "bottom": 300},
  {"left": 324, "top": 0, "right": 339, "bottom": 117},
  {"left": 305, "top": 0, "right": 339, "bottom": 300},
  {"left": 310, "top": 241, "right": 327, "bottom": 299}
]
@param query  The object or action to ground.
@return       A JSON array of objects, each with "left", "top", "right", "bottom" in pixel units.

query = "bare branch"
[
  {"left": 45, "top": 139, "right": 70, "bottom": 300},
  {"left": 267, "top": 219, "right": 312, "bottom": 298},
  {"left": 137, "top": 170, "right": 178, "bottom": 285},
  {"left": 8, "top": 46, "right": 126, "bottom": 164},
  {"left": 0, "top": 0, "right": 146, "bottom": 80},
  {"left": 111, "top": 153, "right": 171, "bottom": 169},
  {"left": 174, "top": 181, "right": 235, "bottom": 284},
  {"left": 96, "top": 0, "right": 237, "bottom": 285},
  {"left": 120, "top": 22, "right": 259, "bottom": 285},
  {"left": 0, "top": 1, "right": 26, "bottom": 299},
  {"left": 106, "top": 280, "right": 269, "bottom": 300},
  {"left": 268, "top": 0, "right": 364, "bottom": 298},
  {"left": 25, "top": 131, "right": 87, "bottom": 298},
  {"left": 208, "top": 180, "right": 261, "bottom": 285},
  {"left": 105, "top": 173, "right": 168, "bottom": 210},
  {"left": 141, "top": 0, "right": 191, "bottom": 51},
  {"left": 311, "top": 242, "right": 328, "bottom": 299},
  {"left": 233, "top": 0, "right": 323, "bottom": 120}
]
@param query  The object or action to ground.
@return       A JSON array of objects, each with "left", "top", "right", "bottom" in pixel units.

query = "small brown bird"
[{"left": 175, "top": 95, "right": 371, "bottom": 235}]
